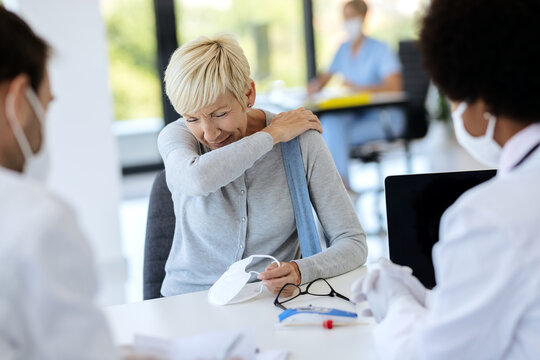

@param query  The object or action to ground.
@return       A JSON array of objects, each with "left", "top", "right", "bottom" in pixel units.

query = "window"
[
  {"left": 175, "top": 0, "right": 307, "bottom": 91},
  {"left": 100, "top": 0, "right": 162, "bottom": 121}
]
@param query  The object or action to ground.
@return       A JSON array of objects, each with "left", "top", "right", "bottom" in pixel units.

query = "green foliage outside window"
[
  {"left": 101, "top": 0, "right": 425, "bottom": 121},
  {"left": 175, "top": 0, "right": 306, "bottom": 92},
  {"left": 101, "top": 0, "right": 162, "bottom": 121},
  {"left": 102, "top": 0, "right": 305, "bottom": 121}
]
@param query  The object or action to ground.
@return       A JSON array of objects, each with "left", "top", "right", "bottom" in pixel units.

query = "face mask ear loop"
[
  {"left": 484, "top": 113, "right": 497, "bottom": 140},
  {"left": 5, "top": 92, "right": 34, "bottom": 160},
  {"left": 270, "top": 259, "right": 280, "bottom": 268},
  {"left": 25, "top": 87, "right": 46, "bottom": 121},
  {"left": 250, "top": 254, "right": 282, "bottom": 268},
  {"left": 248, "top": 255, "right": 282, "bottom": 276},
  {"left": 249, "top": 255, "right": 282, "bottom": 294},
  {"left": 265, "top": 255, "right": 281, "bottom": 268},
  {"left": 454, "top": 102, "right": 468, "bottom": 118}
]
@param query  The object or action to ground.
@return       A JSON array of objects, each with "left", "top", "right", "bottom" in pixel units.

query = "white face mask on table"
[
  {"left": 452, "top": 102, "right": 502, "bottom": 167},
  {"left": 208, "top": 255, "right": 281, "bottom": 306},
  {"left": 5, "top": 87, "right": 51, "bottom": 182}
]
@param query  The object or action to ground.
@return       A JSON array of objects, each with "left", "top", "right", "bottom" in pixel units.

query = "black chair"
[
  {"left": 143, "top": 170, "right": 175, "bottom": 300},
  {"left": 350, "top": 40, "right": 430, "bottom": 171},
  {"left": 350, "top": 40, "right": 430, "bottom": 234}
]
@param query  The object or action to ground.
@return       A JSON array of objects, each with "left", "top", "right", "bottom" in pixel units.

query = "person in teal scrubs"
[{"left": 307, "top": 0, "right": 404, "bottom": 190}]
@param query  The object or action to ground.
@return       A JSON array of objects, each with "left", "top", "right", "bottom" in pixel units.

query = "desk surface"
[
  {"left": 104, "top": 267, "right": 377, "bottom": 360},
  {"left": 256, "top": 88, "right": 406, "bottom": 115}
]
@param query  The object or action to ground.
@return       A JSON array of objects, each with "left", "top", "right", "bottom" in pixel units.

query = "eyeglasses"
[{"left": 274, "top": 278, "right": 351, "bottom": 310}]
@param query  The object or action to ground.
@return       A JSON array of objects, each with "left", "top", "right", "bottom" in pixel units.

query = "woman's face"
[{"left": 183, "top": 90, "right": 250, "bottom": 150}]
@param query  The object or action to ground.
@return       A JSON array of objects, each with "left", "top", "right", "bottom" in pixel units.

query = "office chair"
[
  {"left": 350, "top": 40, "right": 430, "bottom": 234},
  {"left": 143, "top": 170, "right": 175, "bottom": 300},
  {"left": 350, "top": 40, "right": 430, "bottom": 170}
]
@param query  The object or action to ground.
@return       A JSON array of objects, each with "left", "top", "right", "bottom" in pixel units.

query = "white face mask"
[
  {"left": 208, "top": 255, "right": 280, "bottom": 306},
  {"left": 5, "top": 87, "right": 51, "bottom": 182},
  {"left": 344, "top": 18, "right": 363, "bottom": 41},
  {"left": 452, "top": 102, "right": 502, "bottom": 167}
]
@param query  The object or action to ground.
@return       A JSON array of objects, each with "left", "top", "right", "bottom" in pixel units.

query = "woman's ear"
[{"left": 245, "top": 79, "right": 256, "bottom": 108}]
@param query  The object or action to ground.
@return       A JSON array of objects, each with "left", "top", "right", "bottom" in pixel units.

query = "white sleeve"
[
  {"left": 157, "top": 120, "right": 274, "bottom": 196},
  {"left": 24, "top": 202, "right": 116, "bottom": 360},
  {"left": 374, "top": 294, "right": 427, "bottom": 360},
  {"left": 374, "top": 202, "right": 520, "bottom": 360},
  {"left": 417, "top": 203, "right": 519, "bottom": 359}
]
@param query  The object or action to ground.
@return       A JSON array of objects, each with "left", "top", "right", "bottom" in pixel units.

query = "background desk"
[
  {"left": 256, "top": 89, "right": 407, "bottom": 117},
  {"left": 309, "top": 91, "right": 407, "bottom": 116},
  {"left": 104, "top": 266, "right": 378, "bottom": 360}
]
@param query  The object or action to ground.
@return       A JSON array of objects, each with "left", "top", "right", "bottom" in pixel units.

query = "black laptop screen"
[{"left": 385, "top": 170, "right": 496, "bottom": 288}]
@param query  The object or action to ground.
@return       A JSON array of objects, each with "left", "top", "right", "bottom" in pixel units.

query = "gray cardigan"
[{"left": 158, "top": 110, "right": 367, "bottom": 295}]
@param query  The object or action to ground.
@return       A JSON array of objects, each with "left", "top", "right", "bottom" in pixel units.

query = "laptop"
[{"left": 385, "top": 170, "right": 497, "bottom": 288}]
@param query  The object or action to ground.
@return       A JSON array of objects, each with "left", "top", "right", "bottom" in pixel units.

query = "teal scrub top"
[{"left": 329, "top": 36, "right": 401, "bottom": 86}]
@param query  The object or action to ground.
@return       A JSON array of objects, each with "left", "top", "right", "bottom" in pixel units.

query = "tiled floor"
[{"left": 119, "top": 121, "right": 487, "bottom": 303}]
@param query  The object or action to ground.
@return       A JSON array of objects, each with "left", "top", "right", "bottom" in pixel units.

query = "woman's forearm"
[{"left": 159, "top": 127, "right": 273, "bottom": 196}]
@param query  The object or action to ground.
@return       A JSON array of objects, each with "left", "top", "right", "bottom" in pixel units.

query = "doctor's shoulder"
[
  {"left": 441, "top": 173, "right": 533, "bottom": 238},
  {"left": 1, "top": 171, "right": 85, "bottom": 249}
]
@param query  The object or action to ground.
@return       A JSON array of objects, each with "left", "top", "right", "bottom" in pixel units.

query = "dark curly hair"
[
  {"left": 0, "top": 6, "right": 50, "bottom": 91},
  {"left": 419, "top": 0, "right": 540, "bottom": 123}
]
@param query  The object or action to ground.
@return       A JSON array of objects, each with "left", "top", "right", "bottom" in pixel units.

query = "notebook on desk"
[{"left": 385, "top": 169, "right": 497, "bottom": 288}]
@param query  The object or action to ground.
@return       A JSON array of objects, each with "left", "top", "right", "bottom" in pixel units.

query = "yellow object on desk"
[{"left": 313, "top": 92, "right": 372, "bottom": 111}]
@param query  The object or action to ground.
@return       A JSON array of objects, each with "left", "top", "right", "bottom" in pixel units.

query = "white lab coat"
[
  {"left": 374, "top": 123, "right": 540, "bottom": 360},
  {"left": 0, "top": 167, "right": 116, "bottom": 360}
]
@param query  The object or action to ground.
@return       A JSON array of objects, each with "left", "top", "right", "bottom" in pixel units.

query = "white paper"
[
  {"left": 132, "top": 334, "right": 171, "bottom": 359},
  {"left": 133, "top": 328, "right": 257, "bottom": 360},
  {"left": 173, "top": 328, "right": 255, "bottom": 360},
  {"left": 256, "top": 349, "right": 289, "bottom": 360}
]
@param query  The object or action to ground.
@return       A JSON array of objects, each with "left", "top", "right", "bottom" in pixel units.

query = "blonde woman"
[{"left": 159, "top": 34, "right": 367, "bottom": 296}]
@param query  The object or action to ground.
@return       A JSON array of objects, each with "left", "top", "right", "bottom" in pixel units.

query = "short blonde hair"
[{"left": 165, "top": 34, "right": 251, "bottom": 116}]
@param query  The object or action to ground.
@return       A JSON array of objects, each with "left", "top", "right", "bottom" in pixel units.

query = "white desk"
[{"left": 104, "top": 266, "right": 378, "bottom": 360}]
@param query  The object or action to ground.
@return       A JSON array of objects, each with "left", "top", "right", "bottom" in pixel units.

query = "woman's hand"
[
  {"left": 257, "top": 261, "right": 302, "bottom": 295},
  {"left": 262, "top": 107, "right": 322, "bottom": 145}
]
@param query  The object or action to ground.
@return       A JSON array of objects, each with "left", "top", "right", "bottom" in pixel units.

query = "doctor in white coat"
[
  {"left": 0, "top": 7, "right": 154, "bottom": 360},
  {"left": 351, "top": 0, "right": 540, "bottom": 359}
]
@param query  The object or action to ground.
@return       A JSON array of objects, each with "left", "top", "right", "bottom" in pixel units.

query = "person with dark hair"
[
  {"left": 306, "top": 0, "right": 404, "bottom": 191},
  {"left": 350, "top": 0, "right": 540, "bottom": 358},
  {"left": 0, "top": 6, "right": 155, "bottom": 359}
]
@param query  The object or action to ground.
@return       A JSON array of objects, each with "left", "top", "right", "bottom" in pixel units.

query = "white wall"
[{"left": 5, "top": 0, "right": 126, "bottom": 305}]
